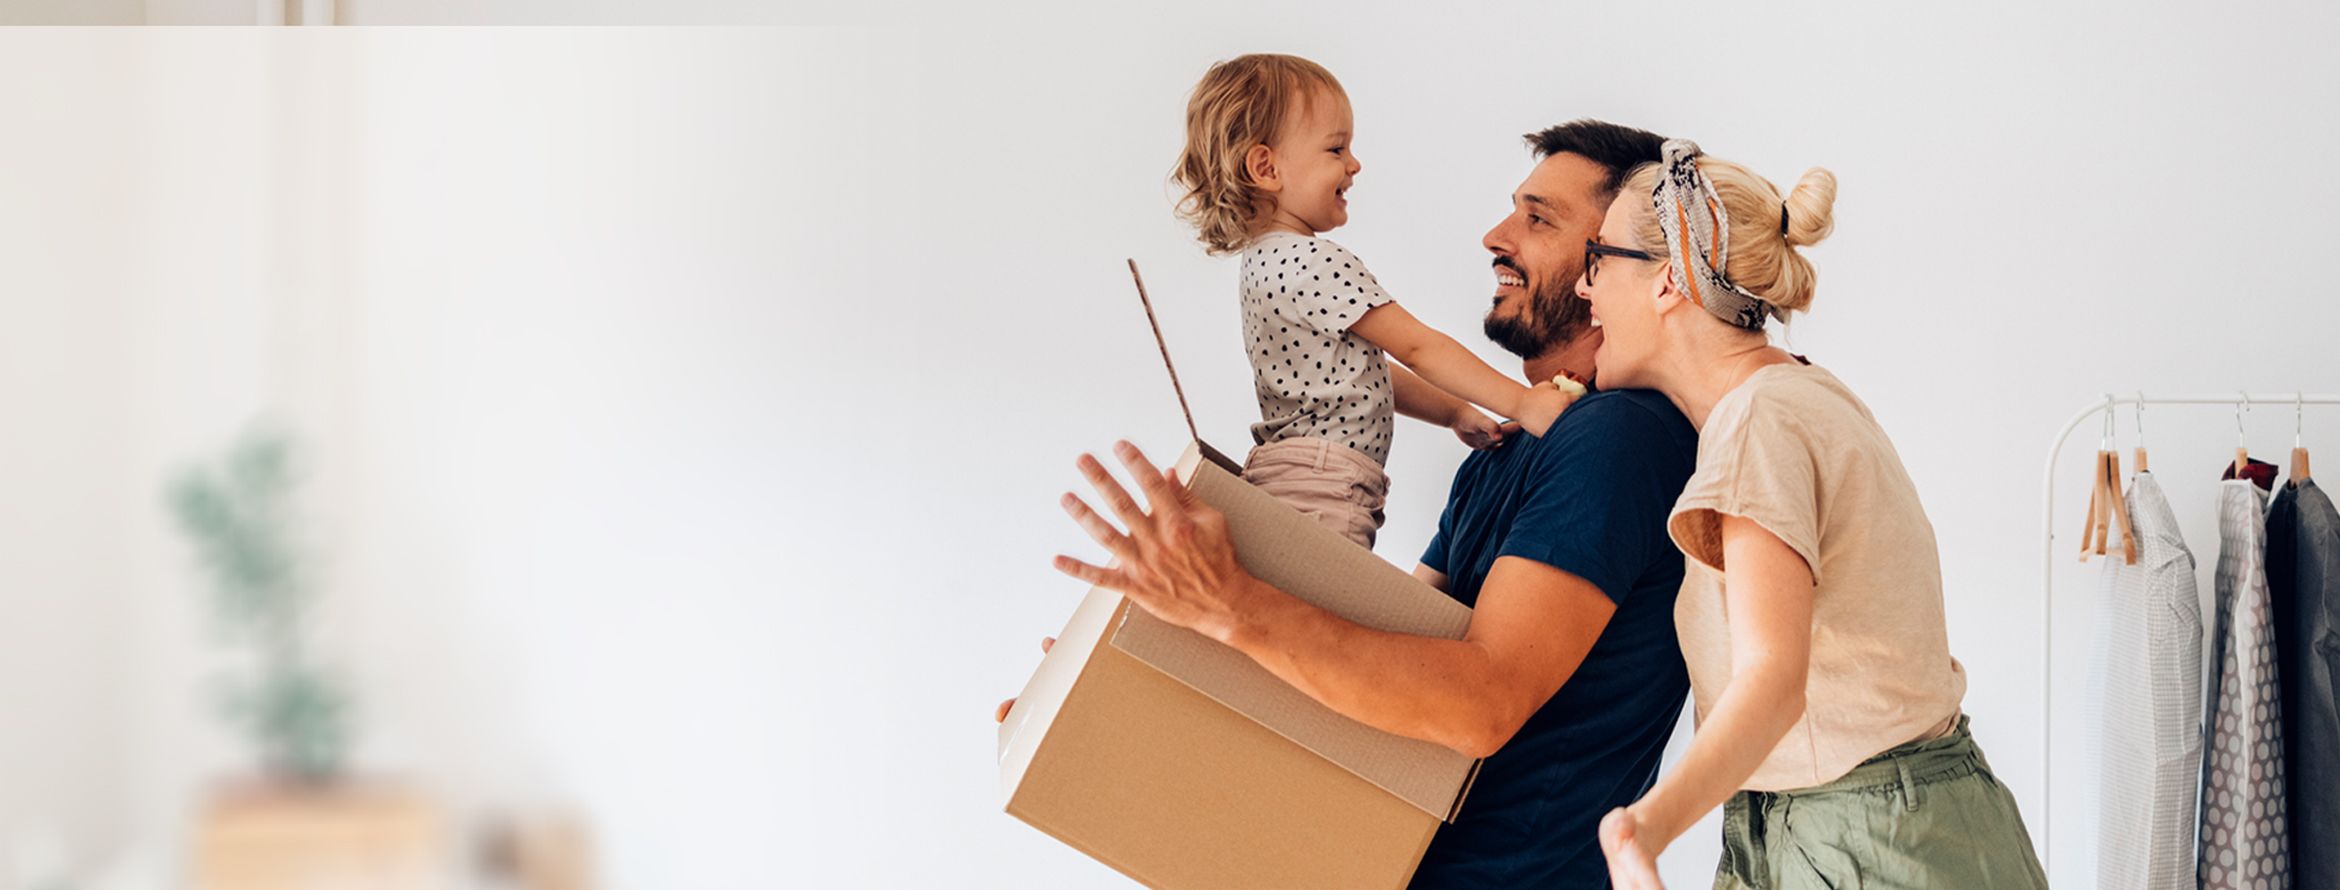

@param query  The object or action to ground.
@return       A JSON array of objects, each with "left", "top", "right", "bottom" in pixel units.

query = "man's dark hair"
[{"left": 1524, "top": 119, "right": 1666, "bottom": 198}]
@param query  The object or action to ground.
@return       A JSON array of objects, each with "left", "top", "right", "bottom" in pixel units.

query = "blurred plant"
[{"left": 167, "top": 430, "right": 351, "bottom": 783}]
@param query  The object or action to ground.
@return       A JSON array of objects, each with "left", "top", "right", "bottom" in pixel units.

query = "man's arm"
[
  {"left": 1054, "top": 424, "right": 1655, "bottom": 760},
  {"left": 1233, "top": 555, "right": 1614, "bottom": 758}
]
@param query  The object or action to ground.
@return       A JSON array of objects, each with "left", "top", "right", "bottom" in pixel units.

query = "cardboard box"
[{"left": 998, "top": 441, "right": 1480, "bottom": 889}]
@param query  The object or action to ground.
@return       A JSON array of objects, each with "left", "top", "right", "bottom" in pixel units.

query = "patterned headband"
[{"left": 1653, "top": 139, "right": 1781, "bottom": 331}]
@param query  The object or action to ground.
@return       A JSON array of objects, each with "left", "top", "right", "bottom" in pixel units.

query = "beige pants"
[{"left": 1241, "top": 436, "right": 1389, "bottom": 549}]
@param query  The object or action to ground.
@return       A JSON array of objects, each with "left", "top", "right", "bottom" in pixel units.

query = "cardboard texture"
[
  {"left": 998, "top": 440, "right": 1480, "bottom": 889},
  {"left": 1111, "top": 445, "right": 1478, "bottom": 820}
]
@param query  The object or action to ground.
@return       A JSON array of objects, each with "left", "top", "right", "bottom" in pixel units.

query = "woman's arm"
[{"left": 1601, "top": 512, "right": 1814, "bottom": 887}]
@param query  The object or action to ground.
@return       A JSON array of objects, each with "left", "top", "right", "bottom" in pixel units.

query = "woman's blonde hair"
[
  {"left": 1620, "top": 156, "right": 1837, "bottom": 317},
  {"left": 1171, "top": 54, "right": 1346, "bottom": 255}
]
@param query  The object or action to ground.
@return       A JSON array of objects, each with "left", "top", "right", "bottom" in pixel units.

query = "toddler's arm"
[
  {"left": 1391, "top": 363, "right": 1468, "bottom": 426},
  {"left": 1350, "top": 302, "right": 1574, "bottom": 436},
  {"left": 1393, "top": 365, "right": 1510, "bottom": 450}
]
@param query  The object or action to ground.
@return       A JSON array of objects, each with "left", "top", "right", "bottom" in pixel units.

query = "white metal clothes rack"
[{"left": 2036, "top": 392, "right": 2340, "bottom": 869}]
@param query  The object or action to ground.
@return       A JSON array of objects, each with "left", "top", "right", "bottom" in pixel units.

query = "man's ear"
[{"left": 1244, "top": 143, "right": 1281, "bottom": 194}]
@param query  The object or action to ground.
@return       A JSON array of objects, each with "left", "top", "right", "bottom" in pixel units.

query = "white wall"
[
  {"left": 4, "top": 4, "right": 2339, "bottom": 888},
  {"left": 0, "top": 30, "right": 139, "bottom": 882}
]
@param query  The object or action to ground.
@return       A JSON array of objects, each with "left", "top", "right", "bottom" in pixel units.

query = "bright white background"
[{"left": 3, "top": 3, "right": 2338, "bottom": 888}]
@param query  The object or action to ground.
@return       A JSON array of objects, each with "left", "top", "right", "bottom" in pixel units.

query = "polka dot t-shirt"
[{"left": 1240, "top": 231, "right": 1396, "bottom": 464}]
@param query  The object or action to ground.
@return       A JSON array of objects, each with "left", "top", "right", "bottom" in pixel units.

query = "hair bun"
[{"left": 1782, "top": 167, "right": 1837, "bottom": 249}]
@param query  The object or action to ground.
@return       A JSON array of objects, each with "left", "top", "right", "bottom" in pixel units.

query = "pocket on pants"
[{"left": 1773, "top": 798, "right": 1866, "bottom": 890}]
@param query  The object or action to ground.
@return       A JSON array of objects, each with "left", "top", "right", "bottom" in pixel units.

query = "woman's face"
[{"left": 1579, "top": 192, "right": 1669, "bottom": 389}]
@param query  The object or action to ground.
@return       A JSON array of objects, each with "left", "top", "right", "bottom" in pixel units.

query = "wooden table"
[{"left": 193, "top": 783, "right": 443, "bottom": 890}]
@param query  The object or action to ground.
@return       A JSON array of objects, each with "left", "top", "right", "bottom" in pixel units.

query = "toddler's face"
[{"left": 1266, "top": 88, "right": 1360, "bottom": 234}]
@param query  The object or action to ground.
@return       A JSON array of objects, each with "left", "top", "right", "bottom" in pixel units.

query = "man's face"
[{"left": 1481, "top": 152, "right": 1609, "bottom": 360}]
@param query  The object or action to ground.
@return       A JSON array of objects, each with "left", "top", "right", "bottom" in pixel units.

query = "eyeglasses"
[{"left": 1584, "top": 239, "right": 1658, "bottom": 286}]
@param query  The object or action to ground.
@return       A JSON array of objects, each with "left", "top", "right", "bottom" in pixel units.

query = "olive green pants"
[{"left": 1713, "top": 715, "right": 2048, "bottom": 889}]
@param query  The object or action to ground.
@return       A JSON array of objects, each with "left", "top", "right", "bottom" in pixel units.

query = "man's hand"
[
  {"left": 1599, "top": 806, "right": 1666, "bottom": 890},
  {"left": 993, "top": 636, "right": 1056, "bottom": 723},
  {"left": 1051, "top": 441, "right": 1263, "bottom": 646},
  {"left": 1451, "top": 410, "right": 1513, "bottom": 450}
]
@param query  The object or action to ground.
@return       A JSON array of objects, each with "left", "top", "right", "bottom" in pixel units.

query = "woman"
[{"left": 1582, "top": 141, "right": 2046, "bottom": 889}]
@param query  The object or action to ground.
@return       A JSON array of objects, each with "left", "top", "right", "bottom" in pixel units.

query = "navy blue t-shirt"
[{"left": 1409, "top": 388, "right": 1698, "bottom": 888}]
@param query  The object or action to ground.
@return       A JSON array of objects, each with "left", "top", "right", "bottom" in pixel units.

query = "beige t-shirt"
[{"left": 1668, "top": 361, "right": 1966, "bottom": 791}]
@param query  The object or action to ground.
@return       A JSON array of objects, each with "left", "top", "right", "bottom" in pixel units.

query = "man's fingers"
[
  {"left": 1052, "top": 553, "right": 1120, "bottom": 589},
  {"left": 1060, "top": 492, "right": 1137, "bottom": 561},
  {"left": 997, "top": 637, "right": 1060, "bottom": 723},
  {"left": 1111, "top": 441, "right": 1181, "bottom": 519},
  {"left": 1075, "top": 453, "right": 1149, "bottom": 529}
]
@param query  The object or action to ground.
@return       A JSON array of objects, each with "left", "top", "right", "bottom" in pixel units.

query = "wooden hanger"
[
  {"left": 2078, "top": 399, "right": 2136, "bottom": 565},
  {"left": 2131, "top": 394, "right": 2149, "bottom": 473},
  {"left": 2105, "top": 449, "right": 2137, "bottom": 564},
  {"left": 2235, "top": 395, "right": 2251, "bottom": 479},
  {"left": 2079, "top": 448, "right": 2105, "bottom": 560},
  {"left": 2080, "top": 400, "right": 2111, "bottom": 559},
  {"left": 2295, "top": 394, "right": 2313, "bottom": 486}
]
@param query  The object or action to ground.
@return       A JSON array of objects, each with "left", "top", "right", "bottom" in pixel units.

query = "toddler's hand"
[
  {"left": 1451, "top": 410, "right": 1511, "bottom": 450},
  {"left": 1515, "top": 376, "right": 1583, "bottom": 438}
]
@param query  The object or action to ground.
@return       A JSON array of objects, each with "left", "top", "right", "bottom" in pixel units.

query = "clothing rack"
[{"left": 2037, "top": 392, "right": 2340, "bottom": 870}]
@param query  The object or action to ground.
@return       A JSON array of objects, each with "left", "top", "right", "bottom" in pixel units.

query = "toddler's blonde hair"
[{"left": 1171, "top": 54, "right": 1346, "bottom": 255}]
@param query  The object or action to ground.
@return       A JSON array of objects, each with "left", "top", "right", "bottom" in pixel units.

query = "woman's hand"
[
  {"left": 1051, "top": 441, "right": 1263, "bottom": 646},
  {"left": 1451, "top": 411, "right": 1514, "bottom": 450},
  {"left": 1599, "top": 806, "right": 1667, "bottom": 890}
]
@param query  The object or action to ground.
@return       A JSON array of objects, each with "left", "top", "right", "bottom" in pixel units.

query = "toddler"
[{"left": 1171, "top": 53, "right": 1578, "bottom": 549}]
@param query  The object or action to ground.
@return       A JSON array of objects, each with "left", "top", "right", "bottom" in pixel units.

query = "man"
[{"left": 1045, "top": 120, "right": 1694, "bottom": 887}]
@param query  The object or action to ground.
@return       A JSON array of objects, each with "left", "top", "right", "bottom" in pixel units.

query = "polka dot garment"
[
  {"left": 1237, "top": 231, "right": 1397, "bottom": 464},
  {"left": 2197, "top": 479, "right": 2289, "bottom": 890}
]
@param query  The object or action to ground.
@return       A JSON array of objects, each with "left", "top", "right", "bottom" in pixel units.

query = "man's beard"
[{"left": 1482, "top": 259, "right": 1593, "bottom": 360}]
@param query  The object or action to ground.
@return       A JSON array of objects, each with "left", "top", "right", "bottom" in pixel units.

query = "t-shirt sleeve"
[
  {"left": 1419, "top": 458, "right": 1472, "bottom": 576},
  {"left": 1667, "top": 392, "right": 1823, "bottom": 584},
  {"left": 1497, "top": 397, "right": 1680, "bottom": 603},
  {"left": 1265, "top": 238, "right": 1393, "bottom": 334}
]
